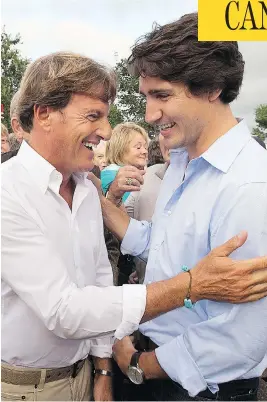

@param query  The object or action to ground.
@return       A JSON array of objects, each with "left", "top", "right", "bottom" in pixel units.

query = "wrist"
[
  {"left": 92, "top": 356, "right": 112, "bottom": 372},
  {"left": 106, "top": 190, "right": 122, "bottom": 207},
  {"left": 94, "top": 369, "right": 113, "bottom": 378}
]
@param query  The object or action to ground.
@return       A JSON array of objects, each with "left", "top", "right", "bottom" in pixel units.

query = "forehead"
[
  {"left": 68, "top": 93, "right": 109, "bottom": 114},
  {"left": 129, "top": 132, "right": 147, "bottom": 145},
  {"left": 139, "top": 76, "right": 174, "bottom": 94}
]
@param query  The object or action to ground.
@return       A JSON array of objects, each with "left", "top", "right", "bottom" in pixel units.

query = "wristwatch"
[{"left": 127, "top": 351, "right": 145, "bottom": 385}]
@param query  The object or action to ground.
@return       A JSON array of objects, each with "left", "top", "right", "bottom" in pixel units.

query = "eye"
[
  {"left": 155, "top": 93, "right": 170, "bottom": 100},
  {"left": 86, "top": 114, "right": 99, "bottom": 121}
]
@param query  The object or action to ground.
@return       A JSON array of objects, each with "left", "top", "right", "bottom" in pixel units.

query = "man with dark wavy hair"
[{"left": 101, "top": 13, "right": 267, "bottom": 401}]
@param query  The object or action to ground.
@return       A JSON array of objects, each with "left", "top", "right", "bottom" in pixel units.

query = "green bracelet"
[{"left": 182, "top": 265, "right": 194, "bottom": 309}]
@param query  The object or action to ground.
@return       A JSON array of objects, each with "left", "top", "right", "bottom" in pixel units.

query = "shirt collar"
[
  {"left": 17, "top": 141, "right": 88, "bottom": 194},
  {"left": 170, "top": 120, "right": 251, "bottom": 173},
  {"left": 201, "top": 120, "right": 251, "bottom": 173}
]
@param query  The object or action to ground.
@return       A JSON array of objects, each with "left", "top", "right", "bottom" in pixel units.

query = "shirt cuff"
[
  {"left": 90, "top": 336, "right": 114, "bottom": 358},
  {"left": 155, "top": 336, "right": 218, "bottom": 397},
  {"left": 121, "top": 218, "right": 151, "bottom": 256},
  {"left": 115, "top": 284, "right": 146, "bottom": 340}
]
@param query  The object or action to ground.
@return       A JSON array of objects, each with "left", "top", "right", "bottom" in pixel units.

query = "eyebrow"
[{"left": 139, "top": 89, "right": 173, "bottom": 97}]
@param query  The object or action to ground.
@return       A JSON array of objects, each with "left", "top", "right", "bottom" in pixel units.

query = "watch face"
[{"left": 127, "top": 366, "right": 144, "bottom": 385}]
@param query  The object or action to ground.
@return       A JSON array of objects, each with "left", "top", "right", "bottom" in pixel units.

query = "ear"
[
  {"left": 11, "top": 117, "right": 21, "bottom": 134},
  {"left": 33, "top": 105, "right": 52, "bottom": 131},
  {"left": 208, "top": 89, "right": 222, "bottom": 102}
]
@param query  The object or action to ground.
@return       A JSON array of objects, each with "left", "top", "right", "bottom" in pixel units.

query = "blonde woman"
[{"left": 101, "top": 122, "right": 149, "bottom": 203}]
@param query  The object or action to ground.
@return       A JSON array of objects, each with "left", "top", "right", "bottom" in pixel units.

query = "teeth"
[
  {"left": 83, "top": 142, "right": 94, "bottom": 150},
  {"left": 158, "top": 123, "right": 175, "bottom": 130}
]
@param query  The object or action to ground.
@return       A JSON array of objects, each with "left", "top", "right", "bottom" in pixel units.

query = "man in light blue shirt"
[{"left": 106, "top": 12, "right": 267, "bottom": 402}]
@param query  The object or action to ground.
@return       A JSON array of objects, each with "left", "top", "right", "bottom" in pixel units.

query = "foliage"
[
  {"left": 114, "top": 59, "right": 156, "bottom": 137},
  {"left": 1, "top": 30, "right": 29, "bottom": 131},
  {"left": 252, "top": 104, "right": 267, "bottom": 141}
]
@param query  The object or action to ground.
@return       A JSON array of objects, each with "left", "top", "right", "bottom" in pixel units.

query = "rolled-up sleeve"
[
  {"left": 156, "top": 183, "right": 267, "bottom": 397},
  {"left": 121, "top": 218, "right": 152, "bottom": 261}
]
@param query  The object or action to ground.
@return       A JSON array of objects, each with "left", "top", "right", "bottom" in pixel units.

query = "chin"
[{"left": 76, "top": 161, "right": 95, "bottom": 173}]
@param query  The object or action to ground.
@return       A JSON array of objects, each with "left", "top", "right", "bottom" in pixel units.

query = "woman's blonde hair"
[{"left": 106, "top": 122, "right": 149, "bottom": 166}]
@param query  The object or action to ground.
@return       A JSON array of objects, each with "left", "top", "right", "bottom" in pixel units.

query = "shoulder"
[{"left": 228, "top": 138, "right": 267, "bottom": 185}]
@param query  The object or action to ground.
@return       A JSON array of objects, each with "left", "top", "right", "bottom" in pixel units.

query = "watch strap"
[{"left": 130, "top": 351, "right": 142, "bottom": 368}]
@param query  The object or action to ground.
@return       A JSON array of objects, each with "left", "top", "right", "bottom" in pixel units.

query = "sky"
[{"left": 2, "top": 0, "right": 267, "bottom": 129}]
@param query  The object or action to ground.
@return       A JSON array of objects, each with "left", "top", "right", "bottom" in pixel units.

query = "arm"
[{"left": 153, "top": 183, "right": 267, "bottom": 396}]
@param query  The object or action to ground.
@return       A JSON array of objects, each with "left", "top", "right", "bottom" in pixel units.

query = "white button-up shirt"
[{"left": 1, "top": 141, "right": 146, "bottom": 368}]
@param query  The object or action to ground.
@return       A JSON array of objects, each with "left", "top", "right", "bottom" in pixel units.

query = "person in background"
[
  {"left": 91, "top": 164, "right": 120, "bottom": 285},
  {"left": 1, "top": 91, "right": 31, "bottom": 163},
  {"left": 10, "top": 90, "right": 31, "bottom": 145},
  {"left": 8, "top": 133, "right": 21, "bottom": 151},
  {"left": 126, "top": 134, "right": 170, "bottom": 284},
  {"left": 1, "top": 123, "right": 10, "bottom": 154},
  {"left": 101, "top": 122, "right": 149, "bottom": 203},
  {"left": 147, "top": 137, "right": 164, "bottom": 167},
  {"left": 101, "top": 122, "right": 149, "bottom": 286},
  {"left": 93, "top": 140, "right": 108, "bottom": 171}
]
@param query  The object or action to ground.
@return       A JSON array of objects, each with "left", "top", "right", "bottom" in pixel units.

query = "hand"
[
  {"left": 191, "top": 231, "right": 267, "bottom": 303},
  {"left": 109, "top": 166, "right": 145, "bottom": 200},
  {"left": 93, "top": 374, "right": 113, "bottom": 401},
  {"left": 128, "top": 270, "right": 139, "bottom": 284},
  {"left": 112, "top": 336, "right": 137, "bottom": 376}
]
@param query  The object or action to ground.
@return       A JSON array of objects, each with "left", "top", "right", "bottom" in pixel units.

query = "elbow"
[{"left": 42, "top": 287, "right": 117, "bottom": 340}]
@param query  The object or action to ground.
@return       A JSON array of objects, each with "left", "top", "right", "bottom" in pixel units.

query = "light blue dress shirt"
[{"left": 121, "top": 120, "right": 267, "bottom": 397}]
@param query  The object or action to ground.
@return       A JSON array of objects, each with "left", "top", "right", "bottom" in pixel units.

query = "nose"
[
  {"left": 145, "top": 100, "right": 162, "bottom": 125},
  {"left": 141, "top": 147, "right": 148, "bottom": 156},
  {"left": 96, "top": 118, "right": 112, "bottom": 141}
]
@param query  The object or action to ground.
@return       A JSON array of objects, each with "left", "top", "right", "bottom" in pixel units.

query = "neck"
[
  {"left": 187, "top": 105, "right": 238, "bottom": 160},
  {"left": 28, "top": 135, "right": 72, "bottom": 186}
]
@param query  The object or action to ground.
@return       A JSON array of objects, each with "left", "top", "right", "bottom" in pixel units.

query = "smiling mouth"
[
  {"left": 82, "top": 141, "right": 95, "bottom": 151},
  {"left": 158, "top": 122, "right": 176, "bottom": 130}
]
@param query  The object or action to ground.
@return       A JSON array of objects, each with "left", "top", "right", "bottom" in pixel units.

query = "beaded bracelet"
[{"left": 182, "top": 265, "right": 194, "bottom": 309}]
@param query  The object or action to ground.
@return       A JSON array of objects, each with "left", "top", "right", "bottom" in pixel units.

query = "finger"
[
  {"left": 121, "top": 185, "right": 141, "bottom": 193},
  {"left": 235, "top": 256, "right": 267, "bottom": 274},
  {"left": 212, "top": 231, "right": 248, "bottom": 257},
  {"left": 246, "top": 256, "right": 267, "bottom": 273},
  {"left": 119, "top": 165, "right": 140, "bottom": 173},
  {"left": 119, "top": 172, "right": 144, "bottom": 185},
  {"left": 123, "top": 178, "right": 143, "bottom": 188},
  {"left": 238, "top": 291, "right": 267, "bottom": 303},
  {"left": 123, "top": 166, "right": 145, "bottom": 176}
]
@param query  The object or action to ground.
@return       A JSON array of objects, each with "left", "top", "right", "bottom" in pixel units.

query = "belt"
[
  {"left": 1, "top": 359, "right": 86, "bottom": 386},
  {"left": 198, "top": 377, "right": 259, "bottom": 400}
]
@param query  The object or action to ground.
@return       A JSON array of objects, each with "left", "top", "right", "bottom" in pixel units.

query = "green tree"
[
  {"left": 252, "top": 104, "right": 267, "bottom": 141},
  {"left": 108, "top": 103, "right": 124, "bottom": 128},
  {"left": 1, "top": 30, "right": 29, "bottom": 131},
  {"left": 114, "top": 59, "right": 156, "bottom": 137}
]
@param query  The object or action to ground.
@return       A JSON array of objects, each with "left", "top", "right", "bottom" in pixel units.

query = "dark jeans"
[{"left": 112, "top": 360, "right": 259, "bottom": 401}]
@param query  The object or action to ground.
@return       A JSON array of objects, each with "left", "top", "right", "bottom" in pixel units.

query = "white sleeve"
[{"left": 1, "top": 189, "right": 146, "bottom": 341}]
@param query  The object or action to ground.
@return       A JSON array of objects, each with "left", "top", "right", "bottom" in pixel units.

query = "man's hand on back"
[{"left": 192, "top": 231, "right": 267, "bottom": 303}]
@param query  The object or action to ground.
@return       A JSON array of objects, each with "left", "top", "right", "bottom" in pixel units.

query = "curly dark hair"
[{"left": 128, "top": 13, "right": 245, "bottom": 104}]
